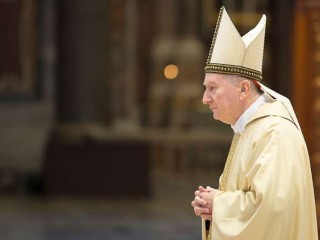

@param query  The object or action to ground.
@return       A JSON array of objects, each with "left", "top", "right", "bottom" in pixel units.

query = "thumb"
[
  {"left": 206, "top": 186, "right": 215, "bottom": 192},
  {"left": 198, "top": 186, "right": 208, "bottom": 192}
]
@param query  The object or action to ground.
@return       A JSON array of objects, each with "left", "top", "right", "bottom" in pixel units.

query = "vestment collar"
[{"left": 231, "top": 94, "right": 269, "bottom": 133}]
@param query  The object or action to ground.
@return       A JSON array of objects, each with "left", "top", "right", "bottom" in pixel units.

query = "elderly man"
[{"left": 191, "top": 7, "right": 318, "bottom": 240}]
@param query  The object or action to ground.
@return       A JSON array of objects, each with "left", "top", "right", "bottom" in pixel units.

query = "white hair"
[{"left": 225, "top": 74, "right": 263, "bottom": 96}]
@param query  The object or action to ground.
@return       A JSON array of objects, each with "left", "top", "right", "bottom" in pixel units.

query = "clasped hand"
[{"left": 191, "top": 186, "right": 217, "bottom": 221}]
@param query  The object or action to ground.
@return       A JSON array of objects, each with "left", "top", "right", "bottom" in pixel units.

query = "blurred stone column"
[
  {"left": 201, "top": 0, "right": 217, "bottom": 38},
  {"left": 172, "top": 0, "right": 205, "bottom": 128},
  {"left": 108, "top": 0, "right": 140, "bottom": 131},
  {"left": 56, "top": 0, "right": 109, "bottom": 125},
  {"left": 45, "top": 0, "right": 150, "bottom": 197},
  {"left": 0, "top": 0, "right": 55, "bottom": 192},
  {"left": 148, "top": 0, "right": 178, "bottom": 128},
  {"left": 293, "top": 0, "right": 320, "bottom": 232}
]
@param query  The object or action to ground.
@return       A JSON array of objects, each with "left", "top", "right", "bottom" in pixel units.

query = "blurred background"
[{"left": 0, "top": 0, "right": 319, "bottom": 239}]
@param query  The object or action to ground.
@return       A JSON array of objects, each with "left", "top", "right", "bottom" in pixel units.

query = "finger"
[
  {"left": 200, "top": 191, "right": 213, "bottom": 202},
  {"left": 194, "top": 196, "right": 207, "bottom": 205},
  {"left": 199, "top": 186, "right": 208, "bottom": 192},
  {"left": 191, "top": 197, "right": 206, "bottom": 207},
  {"left": 199, "top": 192, "right": 207, "bottom": 200},
  {"left": 194, "top": 206, "right": 210, "bottom": 215},
  {"left": 194, "top": 206, "right": 210, "bottom": 214},
  {"left": 191, "top": 199, "right": 203, "bottom": 207},
  {"left": 194, "top": 190, "right": 200, "bottom": 196}
]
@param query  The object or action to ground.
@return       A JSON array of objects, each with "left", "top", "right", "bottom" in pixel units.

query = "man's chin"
[
  {"left": 213, "top": 114, "right": 228, "bottom": 124},
  {"left": 212, "top": 114, "right": 219, "bottom": 121}
]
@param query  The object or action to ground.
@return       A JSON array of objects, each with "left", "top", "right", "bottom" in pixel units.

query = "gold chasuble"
[
  {"left": 199, "top": 6, "right": 318, "bottom": 239},
  {"left": 201, "top": 99, "right": 318, "bottom": 240}
]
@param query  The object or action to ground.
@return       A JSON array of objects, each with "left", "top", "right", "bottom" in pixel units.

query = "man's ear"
[{"left": 239, "top": 80, "right": 250, "bottom": 99}]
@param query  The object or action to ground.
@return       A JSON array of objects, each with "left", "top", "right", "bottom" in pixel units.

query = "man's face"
[{"left": 202, "top": 73, "right": 242, "bottom": 125}]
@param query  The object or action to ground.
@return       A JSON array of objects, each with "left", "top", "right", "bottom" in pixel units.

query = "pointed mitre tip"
[
  {"left": 260, "top": 14, "right": 267, "bottom": 25},
  {"left": 219, "top": 6, "right": 228, "bottom": 16},
  {"left": 253, "top": 14, "right": 266, "bottom": 33}
]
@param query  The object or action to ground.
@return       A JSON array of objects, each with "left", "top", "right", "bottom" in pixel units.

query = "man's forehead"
[{"left": 203, "top": 73, "right": 227, "bottom": 85}]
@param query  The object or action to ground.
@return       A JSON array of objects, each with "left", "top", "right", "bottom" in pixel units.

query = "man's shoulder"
[
  {"left": 244, "top": 108, "right": 305, "bottom": 151},
  {"left": 249, "top": 100, "right": 296, "bottom": 127},
  {"left": 246, "top": 100, "right": 300, "bottom": 135}
]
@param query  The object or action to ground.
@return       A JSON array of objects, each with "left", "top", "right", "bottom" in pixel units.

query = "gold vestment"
[{"left": 202, "top": 100, "right": 318, "bottom": 240}]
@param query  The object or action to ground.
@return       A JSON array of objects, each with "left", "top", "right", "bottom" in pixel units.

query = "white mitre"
[
  {"left": 205, "top": 6, "right": 266, "bottom": 82},
  {"left": 205, "top": 6, "right": 302, "bottom": 131}
]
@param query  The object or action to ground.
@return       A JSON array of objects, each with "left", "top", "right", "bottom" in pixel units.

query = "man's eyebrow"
[{"left": 204, "top": 81, "right": 218, "bottom": 86}]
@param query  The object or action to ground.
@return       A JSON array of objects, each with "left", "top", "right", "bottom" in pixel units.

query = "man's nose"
[{"left": 202, "top": 91, "right": 211, "bottom": 105}]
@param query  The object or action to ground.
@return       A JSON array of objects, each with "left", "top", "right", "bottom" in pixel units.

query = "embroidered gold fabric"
[
  {"left": 206, "top": 7, "right": 224, "bottom": 66},
  {"left": 205, "top": 64, "right": 262, "bottom": 81},
  {"left": 219, "top": 134, "right": 240, "bottom": 191}
]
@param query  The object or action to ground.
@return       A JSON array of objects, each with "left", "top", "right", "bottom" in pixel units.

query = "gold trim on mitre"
[{"left": 205, "top": 6, "right": 266, "bottom": 82}]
